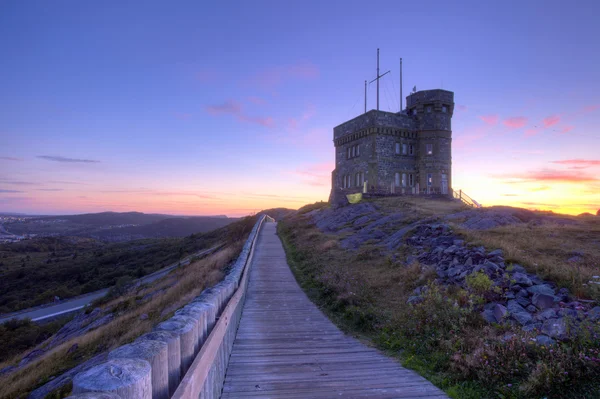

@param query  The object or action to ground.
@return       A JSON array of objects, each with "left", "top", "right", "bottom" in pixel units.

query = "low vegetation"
[
  {"left": 0, "top": 215, "right": 257, "bottom": 398},
  {"left": 279, "top": 199, "right": 600, "bottom": 398},
  {"left": 0, "top": 215, "right": 254, "bottom": 313},
  {"left": 0, "top": 318, "right": 69, "bottom": 364}
]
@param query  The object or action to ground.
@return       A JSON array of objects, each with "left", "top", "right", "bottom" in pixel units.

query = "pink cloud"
[
  {"left": 503, "top": 117, "right": 528, "bottom": 129},
  {"left": 288, "top": 118, "right": 298, "bottom": 130},
  {"left": 498, "top": 169, "right": 598, "bottom": 184},
  {"left": 238, "top": 115, "right": 275, "bottom": 128},
  {"left": 290, "top": 162, "right": 334, "bottom": 187},
  {"left": 557, "top": 125, "right": 574, "bottom": 134},
  {"left": 530, "top": 185, "right": 550, "bottom": 192},
  {"left": 551, "top": 159, "right": 600, "bottom": 167},
  {"left": 302, "top": 103, "right": 316, "bottom": 120},
  {"left": 542, "top": 115, "right": 561, "bottom": 127},
  {"left": 205, "top": 99, "right": 274, "bottom": 127},
  {"left": 584, "top": 104, "right": 600, "bottom": 113},
  {"left": 479, "top": 114, "right": 498, "bottom": 125},
  {"left": 205, "top": 100, "right": 243, "bottom": 116},
  {"left": 524, "top": 128, "right": 539, "bottom": 137}
]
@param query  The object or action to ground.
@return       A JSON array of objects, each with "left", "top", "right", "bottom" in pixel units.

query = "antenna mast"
[
  {"left": 369, "top": 48, "right": 390, "bottom": 112},
  {"left": 400, "top": 58, "right": 403, "bottom": 112}
]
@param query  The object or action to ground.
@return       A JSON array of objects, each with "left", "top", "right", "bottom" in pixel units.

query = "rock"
[
  {"left": 444, "top": 245, "right": 459, "bottom": 255},
  {"left": 453, "top": 239, "right": 465, "bottom": 246},
  {"left": 516, "top": 296, "right": 531, "bottom": 308},
  {"left": 505, "top": 291, "right": 515, "bottom": 299},
  {"left": 532, "top": 293, "right": 556, "bottom": 310},
  {"left": 558, "top": 308, "right": 579, "bottom": 318},
  {"left": 568, "top": 256, "right": 583, "bottom": 263},
  {"left": 67, "top": 343, "right": 79, "bottom": 354},
  {"left": 407, "top": 296, "right": 423, "bottom": 305},
  {"left": 502, "top": 332, "right": 515, "bottom": 342},
  {"left": 481, "top": 309, "right": 497, "bottom": 324},
  {"left": 465, "top": 257, "right": 473, "bottom": 266},
  {"left": 522, "top": 323, "right": 541, "bottom": 332},
  {"left": 541, "top": 318, "right": 568, "bottom": 340},
  {"left": 512, "top": 272, "right": 533, "bottom": 286},
  {"left": 536, "top": 335, "right": 556, "bottom": 346},
  {"left": 19, "top": 349, "right": 45, "bottom": 367},
  {"left": 447, "top": 267, "right": 461, "bottom": 277},
  {"left": 329, "top": 188, "right": 349, "bottom": 209},
  {"left": 487, "top": 249, "right": 504, "bottom": 258},
  {"left": 516, "top": 288, "right": 529, "bottom": 297},
  {"left": 0, "top": 366, "right": 16, "bottom": 376},
  {"left": 508, "top": 300, "right": 533, "bottom": 325},
  {"left": 527, "top": 284, "right": 555, "bottom": 296},
  {"left": 493, "top": 304, "right": 508, "bottom": 323},
  {"left": 484, "top": 260, "right": 501, "bottom": 275},
  {"left": 588, "top": 306, "right": 600, "bottom": 321},
  {"left": 139, "top": 313, "right": 149, "bottom": 321},
  {"left": 535, "top": 308, "right": 557, "bottom": 321},
  {"left": 527, "top": 305, "right": 537, "bottom": 313},
  {"left": 509, "top": 264, "right": 527, "bottom": 274}
]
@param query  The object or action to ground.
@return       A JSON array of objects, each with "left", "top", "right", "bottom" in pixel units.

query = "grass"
[
  {"left": 278, "top": 199, "right": 600, "bottom": 398},
  {"left": 0, "top": 241, "right": 244, "bottom": 399},
  {"left": 455, "top": 219, "right": 600, "bottom": 300}
]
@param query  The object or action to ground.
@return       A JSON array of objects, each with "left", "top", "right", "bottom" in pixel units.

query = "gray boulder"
[
  {"left": 536, "top": 335, "right": 556, "bottom": 346},
  {"left": 532, "top": 293, "right": 556, "bottom": 310},
  {"left": 493, "top": 303, "right": 508, "bottom": 323},
  {"left": 512, "top": 272, "right": 533, "bottom": 286},
  {"left": 535, "top": 308, "right": 557, "bottom": 321},
  {"left": 587, "top": 306, "right": 600, "bottom": 321},
  {"left": 541, "top": 318, "right": 568, "bottom": 340},
  {"left": 527, "top": 284, "right": 555, "bottom": 296}
]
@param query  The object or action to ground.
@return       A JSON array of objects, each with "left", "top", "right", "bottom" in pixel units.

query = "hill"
[
  {"left": 0, "top": 215, "right": 253, "bottom": 314},
  {"left": 278, "top": 197, "right": 600, "bottom": 398},
  {"left": 4, "top": 211, "right": 238, "bottom": 242}
]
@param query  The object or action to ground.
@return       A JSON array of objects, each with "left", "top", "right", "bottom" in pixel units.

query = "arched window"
[
  {"left": 395, "top": 172, "right": 400, "bottom": 187},
  {"left": 402, "top": 173, "right": 407, "bottom": 187}
]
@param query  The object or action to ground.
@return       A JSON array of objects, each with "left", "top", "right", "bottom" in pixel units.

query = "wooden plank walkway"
[{"left": 221, "top": 222, "right": 448, "bottom": 398}]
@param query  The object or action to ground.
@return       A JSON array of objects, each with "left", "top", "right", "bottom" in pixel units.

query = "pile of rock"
[{"left": 404, "top": 223, "right": 599, "bottom": 344}]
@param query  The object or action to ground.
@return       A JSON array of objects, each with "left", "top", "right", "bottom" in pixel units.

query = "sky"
[{"left": 0, "top": 0, "right": 599, "bottom": 216}]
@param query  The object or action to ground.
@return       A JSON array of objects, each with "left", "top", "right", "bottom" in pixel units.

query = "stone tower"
[{"left": 329, "top": 89, "right": 454, "bottom": 200}]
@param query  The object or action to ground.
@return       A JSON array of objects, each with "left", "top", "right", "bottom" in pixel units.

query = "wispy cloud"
[
  {"left": 205, "top": 99, "right": 274, "bottom": 127},
  {"left": 246, "top": 62, "right": 319, "bottom": 89},
  {"left": 0, "top": 156, "right": 22, "bottom": 161},
  {"left": 196, "top": 68, "right": 220, "bottom": 83},
  {"left": 498, "top": 169, "right": 599, "bottom": 184},
  {"left": 542, "top": 115, "right": 561, "bottom": 128},
  {"left": 174, "top": 112, "right": 192, "bottom": 120},
  {"left": 247, "top": 96, "right": 267, "bottom": 105},
  {"left": 289, "top": 162, "right": 334, "bottom": 187},
  {"left": 503, "top": 116, "right": 528, "bottom": 129},
  {"left": 551, "top": 159, "right": 600, "bottom": 168},
  {"left": 584, "top": 104, "right": 600, "bottom": 113},
  {"left": 37, "top": 155, "right": 100, "bottom": 163},
  {"left": 557, "top": 125, "right": 574, "bottom": 134},
  {"left": 479, "top": 114, "right": 498, "bottom": 125},
  {"left": 0, "top": 189, "right": 23, "bottom": 193},
  {"left": 37, "top": 188, "right": 64, "bottom": 192},
  {"left": 501, "top": 194, "right": 519, "bottom": 197}
]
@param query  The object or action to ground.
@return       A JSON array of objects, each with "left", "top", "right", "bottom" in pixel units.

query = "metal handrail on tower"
[{"left": 452, "top": 189, "right": 482, "bottom": 208}]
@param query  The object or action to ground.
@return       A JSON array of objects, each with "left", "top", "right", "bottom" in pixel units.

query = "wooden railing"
[{"left": 68, "top": 215, "right": 273, "bottom": 399}]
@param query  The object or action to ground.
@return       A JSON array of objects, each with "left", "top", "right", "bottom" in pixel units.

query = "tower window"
[
  {"left": 427, "top": 106, "right": 432, "bottom": 113},
  {"left": 426, "top": 144, "right": 433, "bottom": 155},
  {"left": 395, "top": 172, "right": 400, "bottom": 187},
  {"left": 395, "top": 143, "right": 400, "bottom": 154},
  {"left": 402, "top": 173, "right": 407, "bottom": 187},
  {"left": 442, "top": 106, "right": 447, "bottom": 113},
  {"left": 409, "top": 173, "right": 414, "bottom": 186},
  {"left": 427, "top": 173, "right": 433, "bottom": 186},
  {"left": 402, "top": 143, "right": 407, "bottom": 155},
  {"left": 412, "top": 109, "right": 417, "bottom": 115},
  {"left": 409, "top": 144, "right": 414, "bottom": 155}
]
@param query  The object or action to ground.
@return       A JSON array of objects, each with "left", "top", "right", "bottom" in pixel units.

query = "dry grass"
[
  {"left": 371, "top": 196, "right": 469, "bottom": 219},
  {"left": 0, "top": 244, "right": 241, "bottom": 399},
  {"left": 455, "top": 219, "right": 600, "bottom": 299}
]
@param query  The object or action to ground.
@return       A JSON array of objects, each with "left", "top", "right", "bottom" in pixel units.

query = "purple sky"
[{"left": 1, "top": 0, "right": 599, "bottom": 215}]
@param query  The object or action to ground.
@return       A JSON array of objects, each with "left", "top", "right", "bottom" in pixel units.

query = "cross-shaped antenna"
[{"left": 369, "top": 48, "right": 390, "bottom": 111}]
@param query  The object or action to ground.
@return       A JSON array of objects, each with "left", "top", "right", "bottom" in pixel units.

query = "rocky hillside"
[{"left": 279, "top": 197, "right": 600, "bottom": 398}]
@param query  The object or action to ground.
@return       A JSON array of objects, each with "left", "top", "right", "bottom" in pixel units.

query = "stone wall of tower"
[
  {"left": 374, "top": 134, "right": 419, "bottom": 191},
  {"left": 332, "top": 135, "right": 374, "bottom": 192}
]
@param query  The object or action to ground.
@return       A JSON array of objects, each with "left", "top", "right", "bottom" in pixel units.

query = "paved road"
[
  {"left": 0, "top": 245, "right": 221, "bottom": 324},
  {"left": 221, "top": 223, "right": 448, "bottom": 398}
]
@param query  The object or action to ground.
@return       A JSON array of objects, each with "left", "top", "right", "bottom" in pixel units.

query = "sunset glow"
[{"left": 1, "top": 1, "right": 599, "bottom": 216}]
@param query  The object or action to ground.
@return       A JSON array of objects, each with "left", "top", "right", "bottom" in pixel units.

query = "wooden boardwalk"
[{"left": 221, "top": 222, "right": 448, "bottom": 398}]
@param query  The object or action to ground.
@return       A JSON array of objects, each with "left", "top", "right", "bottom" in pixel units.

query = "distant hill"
[
  {"left": 91, "top": 216, "right": 240, "bottom": 240},
  {"left": 4, "top": 212, "right": 239, "bottom": 241}
]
